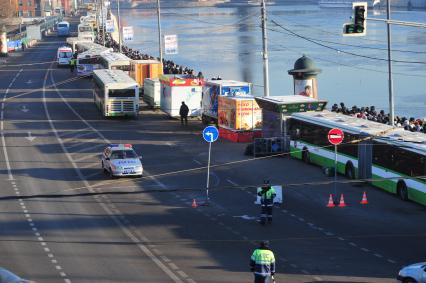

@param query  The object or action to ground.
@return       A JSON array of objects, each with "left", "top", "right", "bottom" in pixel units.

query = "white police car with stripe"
[{"left": 101, "top": 144, "right": 143, "bottom": 178}]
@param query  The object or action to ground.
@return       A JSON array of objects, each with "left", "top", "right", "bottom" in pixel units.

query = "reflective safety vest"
[
  {"left": 250, "top": 248, "right": 276, "bottom": 276},
  {"left": 70, "top": 58, "right": 76, "bottom": 66},
  {"left": 259, "top": 186, "right": 276, "bottom": 205}
]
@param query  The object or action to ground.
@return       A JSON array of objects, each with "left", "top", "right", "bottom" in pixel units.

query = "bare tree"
[{"left": 0, "top": 0, "right": 17, "bottom": 19}]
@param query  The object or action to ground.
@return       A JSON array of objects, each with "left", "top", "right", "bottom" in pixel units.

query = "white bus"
[
  {"left": 77, "top": 23, "right": 95, "bottom": 42},
  {"left": 93, "top": 69, "right": 139, "bottom": 117},
  {"left": 289, "top": 110, "right": 426, "bottom": 206},
  {"left": 57, "top": 21, "right": 70, "bottom": 36},
  {"left": 99, "top": 52, "right": 131, "bottom": 72},
  {"left": 77, "top": 48, "right": 110, "bottom": 76}
]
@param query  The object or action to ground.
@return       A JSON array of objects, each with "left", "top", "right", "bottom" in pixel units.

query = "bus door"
[{"left": 358, "top": 138, "right": 372, "bottom": 180}]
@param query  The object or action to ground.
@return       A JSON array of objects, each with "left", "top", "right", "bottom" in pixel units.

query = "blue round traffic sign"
[{"left": 202, "top": 126, "right": 219, "bottom": 143}]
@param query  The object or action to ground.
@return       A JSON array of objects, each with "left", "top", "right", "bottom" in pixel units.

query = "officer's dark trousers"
[
  {"left": 260, "top": 205, "right": 273, "bottom": 224},
  {"left": 254, "top": 274, "right": 271, "bottom": 283}
]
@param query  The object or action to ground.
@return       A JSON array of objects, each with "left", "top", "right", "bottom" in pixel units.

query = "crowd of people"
[
  {"left": 96, "top": 32, "right": 199, "bottom": 76},
  {"left": 331, "top": 102, "right": 426, "bottom": 134}
]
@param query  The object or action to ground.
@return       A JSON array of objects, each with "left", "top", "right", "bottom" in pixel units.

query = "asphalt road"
[{"left": 0, "top": 20, "right": 425, "bottom": 283}]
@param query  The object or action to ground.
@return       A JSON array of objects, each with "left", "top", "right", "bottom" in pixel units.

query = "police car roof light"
[
  {"left": 124, "top": 144, "right": 132, "bottom": 148},
  {"left": 109, "top": 144, "right": 119, "bottom": 148}
]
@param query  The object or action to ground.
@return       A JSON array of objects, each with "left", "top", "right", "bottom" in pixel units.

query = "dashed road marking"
[{"left": 226, "top": 179, "right": 239, "bottom": 186}]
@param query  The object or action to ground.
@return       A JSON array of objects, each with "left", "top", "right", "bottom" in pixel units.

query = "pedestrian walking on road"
[
  {"left": 69, "top": 57, "right": 76, "bottom": 73},
  {"left": 250, "top": 240, "right": 276, "bottom": 283},
  {"left": 179, "top": 101, "right": 189, "bottom": 126},
  {"left": 21, "top": 42, "right": 25, "bottom": 51},
  {"left": 258, "top": 180, "right": 276, "bottom": 225}
]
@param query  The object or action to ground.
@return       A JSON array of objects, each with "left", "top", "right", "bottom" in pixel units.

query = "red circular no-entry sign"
[{"left": 328, "top": 128, "right": 344, "bottom": 145}]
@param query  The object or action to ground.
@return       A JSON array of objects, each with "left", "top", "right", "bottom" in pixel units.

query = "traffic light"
[{"left": 343, "top": 2, "right": 368, "bottom": 36}]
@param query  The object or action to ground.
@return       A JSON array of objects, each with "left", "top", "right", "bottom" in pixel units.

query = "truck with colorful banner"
[
  {"left": 159, "top": 74, "right": 204, "bottom": 118},
  {"left": 201, "top": 79, "right": 251, "bottom": 125}
]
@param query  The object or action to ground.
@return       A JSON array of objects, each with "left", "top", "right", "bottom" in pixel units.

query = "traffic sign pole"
[
  {"left": 328, "top": 128, "right": 344, "bottom": 204},
  {"left": 206, "top": 142, "right": 212, "bottom": 204},
  {"left": 202, "top": 126, "right": 219, "bottom": 206},
  {"left": 334, "top": 144, "right": 338, "bottom": 204}
]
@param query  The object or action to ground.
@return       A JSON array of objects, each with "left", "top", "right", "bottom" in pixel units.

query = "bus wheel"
[
  {"left": 302, "top": 148, "right": 310, "bottom": 164},
  {"left": 397, "top": 181, "right": 408, "bottom": 201},
  {"left": 345, "top": 162, "right": 355, "bottom": 179}
]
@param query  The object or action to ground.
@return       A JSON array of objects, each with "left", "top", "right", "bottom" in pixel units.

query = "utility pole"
[
  {"left": 386, "top": 0, "right": 394, "bottom": 126},
  {"left": 117, "top": 0, "right": 122, "bottom": 53},
  {"left": 261, "top": 0, "right": 270, "bottom": 97},
  {"left": 156, "top": 0, "right": 163, "bottom": 62},
  {"left": 101, "top": 0, "right": 105, "bottom": 46}
]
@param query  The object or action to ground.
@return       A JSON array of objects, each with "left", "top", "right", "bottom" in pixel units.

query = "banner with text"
[
  {"left": 164, "top": 34, "right": 178, "bottom": 55},
  {"left": 123, "top": 26, "right": 134, "bottom": 42},
  {"left": 105, "top": 20, "right": 114, "bottom": 33}
]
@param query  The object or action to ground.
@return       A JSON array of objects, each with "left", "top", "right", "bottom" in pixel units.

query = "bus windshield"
[
  {"left": 108, "top": 89, "right": 135, "bottom": 97},
  {"left": 58, "top": 24, "right": 68, "bottom": 28}
]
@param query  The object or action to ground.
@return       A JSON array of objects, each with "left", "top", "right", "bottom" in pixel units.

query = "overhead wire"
[{"left": 269, "top": 19, "right": 426, "bottom": 65}]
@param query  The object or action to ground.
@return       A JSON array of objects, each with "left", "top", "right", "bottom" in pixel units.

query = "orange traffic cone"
[
  {"left": 326, "top": 194, "right": 335, "bottom": 208},
  {"left": 338, "top": 194, "right": 347, "bottom": 207},
  {"left": 360, "top": 191, "right": 368, "bottom": 205},
  {"left": 191, "top": 199, "right": 198, "bottom": 208}
]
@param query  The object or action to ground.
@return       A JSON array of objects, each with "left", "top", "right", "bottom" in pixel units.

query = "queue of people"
[
  {"left": 96, "top": 32, "right": 196, "bottom": 75},
  {"left": 331, "top": 102, "right": 426, "bottom": 134}
]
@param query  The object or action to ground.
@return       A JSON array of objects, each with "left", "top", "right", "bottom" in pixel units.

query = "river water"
[{"left": 121, "top": 3, "right": 426, "bottom": 118}]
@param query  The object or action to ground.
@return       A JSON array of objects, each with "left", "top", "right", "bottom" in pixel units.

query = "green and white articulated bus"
[{"left": 289, "top": 110, "right": 426, "bottom": 206}]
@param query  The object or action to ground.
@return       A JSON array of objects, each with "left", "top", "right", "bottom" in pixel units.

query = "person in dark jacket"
[
  {"left": 179, "top": 101, "right": 189, "bottom": 125},
  {"left": 250, "top": 241, "right": 276, "bottom": 283}
]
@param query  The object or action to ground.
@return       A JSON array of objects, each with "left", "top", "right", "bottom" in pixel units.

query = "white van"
[{"left": 57, "top": 46, "right": 73, "bottom": 66}]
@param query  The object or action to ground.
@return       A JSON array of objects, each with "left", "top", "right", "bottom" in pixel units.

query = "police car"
[{"left": 101, "top": 144, "right": 143, "bottom": 178}]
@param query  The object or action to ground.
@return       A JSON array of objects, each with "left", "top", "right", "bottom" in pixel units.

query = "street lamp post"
[
  {"left": 156, "top": 0, "right": 163, "bottom": 62},
  {"left": 260, "top": 0, "right": 270, "bottom": 97},
  {"left": 386, "top": 0, "right": 394, "bottom": 126},
  {"left": 117, "top": 0, "right": 122, "bottom": 53}
]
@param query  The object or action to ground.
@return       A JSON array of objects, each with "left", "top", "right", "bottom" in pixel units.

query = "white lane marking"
[
  {"left": 290, "top": 263, "right": 298, "bottom": 269},
  {"left": 388, "top": 259, "right": 396, "bottom": 264},
  {"left": 361, "top": 248, "right": 369, "bottom": 252},
  {"left": 46, "top": 71, "right": 188, "bottom": 283},
  {"left": 168, "top": 263, "right": 179, "bottom": 270},
  {"left": 226, "top": 179, "right": 239, "bottom": 186},
  {"left": 338, "top": 237, "right": 345, "bottom": 241},
  {"left": 374, "top": 253, "right": 383, "bottom": 258},
  {"left": 74, "top": 153, "right": 98, "bottom": 162},
  {"left": 70, "top": 143, "right": 103, "bottom": 154},
  {"left": 314, "top": 276, "right": 323, "bottom": 281},
  {"left": 1, "top": 69, "right": 22, "bottom": 180},
  {"left": 58, "top": 127, "right": 90, "bottom": 139},
  {"left": 192, "top": 159, "right": 202, "bottom": 165},
  {"left": 301, "top": 269, "right": 309, "bottom": 275},
  {"left": 60, "top": 272, "right": 67, "bottom": 277},
  {"left": 349, "top": 242, "right": 357, "bottom": 247},
  {"left": 177, "top": 271, "right": 188, "bottom": 278}
]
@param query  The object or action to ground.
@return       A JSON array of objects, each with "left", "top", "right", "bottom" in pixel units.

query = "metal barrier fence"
[{"left": 245, "top": 136, "right": 290, "bottom": 157}]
